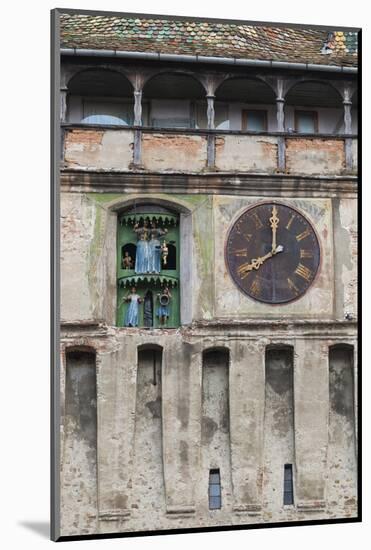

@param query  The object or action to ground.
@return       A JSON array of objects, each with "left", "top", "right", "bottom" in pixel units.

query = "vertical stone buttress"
[
  {"left": 162, "top": 341, "right": 202, "bottom": 516},
  {"left": 131, "top": 349, "right": 165, "bottom": 527},
  {"left": 200, "top": 349, "right": 232, "bottom": 513},
  {"left": 294, "top": 340, "right": 329, "bottom": 512},
  {"left": 97, "top": 340, "right": 137, "bottom": 532},
  {"left": 327, "top": 346, "right": 357, "bottom": 514},
  {"left": 229, "top": 341, "right": 265, "bottom": 514},
  {"left": 61, "top": 351, "right": 98, "bottom": 536},
  {"left": 263, "top": 347, "right": 295, "bottom": 515}
]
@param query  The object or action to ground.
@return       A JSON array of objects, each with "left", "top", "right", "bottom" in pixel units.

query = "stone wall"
[{"left": 59, "top": 327, "right": 357, "bottom": 536}]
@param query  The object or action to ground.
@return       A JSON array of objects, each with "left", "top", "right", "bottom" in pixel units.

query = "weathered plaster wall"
[
  {"left": 142, "top": 133, "right": 207, "bottom": 172},
  {"left": 61, "top": 193, "right": 116, "bottom": 323},
  {"left": 215, "top": 135, "right": 278, "bottom": 172},
  {"left": 60, "top": 329, "right": 358, "bottom": 535},
  {"left": 286, "top": 138, "right": 345, "bottom": 175},
  {"left": 64, "top": 129, "right": 134, "bottom": 170},
  {"left": 333, "top": 198, "right": 357, "bottom": 320}
]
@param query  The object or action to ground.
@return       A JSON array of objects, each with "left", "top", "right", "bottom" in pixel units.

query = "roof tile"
[{"left": 60, "top": 14, "right": 358, "bottom": 67}]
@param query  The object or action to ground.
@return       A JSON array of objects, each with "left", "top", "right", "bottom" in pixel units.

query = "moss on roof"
[{"left": 60, "top": 13, "right": 358, "bottom": 67}]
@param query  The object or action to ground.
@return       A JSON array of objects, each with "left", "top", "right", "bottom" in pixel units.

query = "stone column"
[
  {"left": 162, "top": 341, "right": 201, "bottom": 516},
  {"left": 206, "top": 95, "right": 215, "bottom": 130},
  {"left": 133, "top": 90, "right": 143, "bottom": 126},
  {"left": 229, "top": 340, "right": 265, "bottom": 514},
  {"left": 294, "top": 339, "right": 329, "bottom": 512},
  {"left": 132, "top": 89, "right": 143, "bottom": 167},
  {"left": 97, "top": 340, "right": 137, "bottom": 533},
  {"left": 60, "top": 87, "right": 68, "bottom": 122},
  {"left": 343, "top": 88, "right": 353, "bottom": 171},
  {"left": 276, "top": 97, "right": 285, "bottom": 132},
  {"left": 276, "top": 96, "right": 286, "bottom": 172}
]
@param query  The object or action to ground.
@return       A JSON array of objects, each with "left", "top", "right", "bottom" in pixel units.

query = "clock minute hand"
[{"left": 269, "top": 205, "right": 279, "bottom": 253}]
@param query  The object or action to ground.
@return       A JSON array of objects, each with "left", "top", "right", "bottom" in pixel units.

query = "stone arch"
[
  {"left": 142, "top": 71, "right": 207, "bottom": 128},
  {"left": 142, "top": 69, "right": 207, "bottom": 95},
  {"left": 284, "top": 79, "right": 343, "bottom": 106},
  {"left": 66, "top": 68, "right": 135, "bottom": 125},
  {"left": 202, "top": 346, "right": 230, "bottom": 360},
  {"left": 214, "top": 75, "right": 276, "bottom": 100},
  {"left": 66, "top": 66, "right": 134, "bottom": 94},
  {"left": 214, "top": 76, "right": 276, "bottom": 131}
]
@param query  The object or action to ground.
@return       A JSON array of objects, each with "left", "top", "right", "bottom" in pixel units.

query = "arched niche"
[
  {"left": 201, "top": 346, "right": 231, "bottom": 511},
  {"left": 215, "top": 77, "right": 276, "bottom": 131},
  {"left": 285, "top": 80, "right": 343, "bottom": 134},
  {"left": 112, "top": 198, "right": 193, "bottom": 327},
  {"left": 143, "top": 72, "right": 207, "bottom": 128},
  {"left": 66, "top": 68, "right": 135, "bottom": 125},
  {"left": 264, "top": 344, "right": 295, "bottom": 510}
]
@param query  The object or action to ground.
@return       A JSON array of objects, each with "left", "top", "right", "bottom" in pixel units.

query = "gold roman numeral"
[
  {"left": 252, "top": 213, "right": 263, "bottom": 229},
  {"left": 295, "top": 263, "right": 313, "bottom": 282},
  {"left": 296, "top": 227, "right": 311, "bottom": 242},
  {"left": 300, "top": 249, "right": 314, "bottom": 259},
  {"left": 286, "top": 214, "right": 295, "bottom": 230},
  {"left": 250, "top": 278, "right": 261, "bottom": 297},
  {"left": 233, "top": 248, "right": 248, "bottom": 257},
  {"left": 287, "top": 277, "right": 300, "bottom": 296},
  {"left": 237, "top": 262, "right": 251, "bottom": 276}
]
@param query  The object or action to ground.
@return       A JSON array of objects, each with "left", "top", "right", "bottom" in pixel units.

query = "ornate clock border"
[{"left": 225, "top": 201, "right": 322, "bottom": 305}]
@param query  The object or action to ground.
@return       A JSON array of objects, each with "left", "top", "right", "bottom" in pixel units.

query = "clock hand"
[
  {"left": 237, "top": 245, "right": 284, "bottom": 279},
  {"left": 269, "top": 205, "right": 279, "bottom": 253}
]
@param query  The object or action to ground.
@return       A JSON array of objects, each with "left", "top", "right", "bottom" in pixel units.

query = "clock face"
[{"left": 225, "top": 202, "right": 321, "bottom": 304}]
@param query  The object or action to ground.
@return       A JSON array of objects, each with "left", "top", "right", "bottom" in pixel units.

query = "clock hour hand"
[
  {"left": 269, "top": 205, "right": 279, "bottom": 253},
  {"left": 237, "top": 245, "right": 284, "bottom": 279}
]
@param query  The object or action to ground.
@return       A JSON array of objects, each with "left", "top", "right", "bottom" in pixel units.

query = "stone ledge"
[
  {"left": 233, "top": 503, "right": 262, "bottom": 516},
  {"left": 98, "top": 509, "right": 131, "bottom": 521},
  {"left": 296, "top": 500, "right": 326, "bottom": 512},
  {"left": 166, "top": 505, "right": 196, "bottom": 516}
]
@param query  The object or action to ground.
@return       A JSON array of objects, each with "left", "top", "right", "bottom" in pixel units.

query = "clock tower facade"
[{"left": 58, "top": 12, "right": 358, "bottom": 537}]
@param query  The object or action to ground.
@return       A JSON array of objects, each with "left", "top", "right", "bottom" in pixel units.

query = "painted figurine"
[
  {"left": 122, "top": 251, "right": 133, "bottom": 270},
  {"left": 157, "top": 286, "right": 172, "bottom": 326},
  {"left": 123, "top": 287, "right": 142, "bottom": 327},
  {"left": 149, "top": 222, "right": 168, "bottom": 273},
  {"left": 133, "top": 220, "right": 150, "bottom": 273},
  {"left": 161, "top": 239, "right": 169, "bottom": 267}
]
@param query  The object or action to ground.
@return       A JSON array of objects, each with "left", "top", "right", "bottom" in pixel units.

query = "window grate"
[
  {"left": 283, "top": 464, "right": 294, "bottom": 505},
  {"left": 208, "top": 469, "right": 221, "bottom": 510}
]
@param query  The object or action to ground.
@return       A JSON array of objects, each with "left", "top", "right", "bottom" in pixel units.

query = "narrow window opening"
[
  {"left": 164, "top": 243, "right": 176, "bottom": 270},
  {"left": 208, "top": 468, "right": 221, "bottom": 510},
  {"left": 283, "top": 464, "right": 294, "bottom": 505},
  {"left": 242, "top": 109, "right": 268, "bottom": 132},
  {"left": 295, "top": 110, "right": 318, "bottom": 133}
]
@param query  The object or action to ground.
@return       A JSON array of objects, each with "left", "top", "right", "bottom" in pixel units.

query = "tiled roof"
[{"left": 60, "top": 13, "right": 358, "bottom": 67}]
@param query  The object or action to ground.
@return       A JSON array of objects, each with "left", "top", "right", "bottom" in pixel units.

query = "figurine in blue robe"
[
  {"left": 133, "top": 221, "right": 150, "bottom": 273},
  {"left": 124, "top": 287, "right": 142, "bottom": 327}
]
